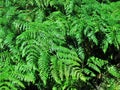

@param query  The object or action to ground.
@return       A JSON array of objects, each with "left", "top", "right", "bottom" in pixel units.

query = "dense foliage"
[{"left": 0, "top": 0, "right": 120, "bottom": 90}]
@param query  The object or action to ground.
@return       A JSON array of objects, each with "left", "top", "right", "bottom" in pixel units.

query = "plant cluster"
[{"left": 0, "top": 0, "right": 120, "bottom": 90}]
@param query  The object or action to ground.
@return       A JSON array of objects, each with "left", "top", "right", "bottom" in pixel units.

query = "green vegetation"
[{"left": 0, "top": 0, "right": 120, "bottom": 90}]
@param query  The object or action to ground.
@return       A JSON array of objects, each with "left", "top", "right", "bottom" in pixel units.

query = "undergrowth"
[{"left": 0, "top": 0, "right": 120, "bottom": 90}]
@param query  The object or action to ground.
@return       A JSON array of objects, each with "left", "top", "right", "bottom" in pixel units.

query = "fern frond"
[
  {"left": 107, "top": 66, "right": 120, "bottom": 78},
  {"left": 38, "top": 52, "right": 50, "bottom": 86},
  {"left": 83, "top": 56, "right": 108, "bottom": 77},
  {"left": 51, "top": 56, "right": 61, "bottom": 84},
  {"left": 0, "top": 64, "right": 25, "bottom": 90},
  {"left": 12, "top": 20, "right": 29, "bottom": 32},
  {"left": 0, "top": 51, "right": 10, "bottom": 61},
  {"left": 50, "top": 46, "right": 85, "bottom": 89}
]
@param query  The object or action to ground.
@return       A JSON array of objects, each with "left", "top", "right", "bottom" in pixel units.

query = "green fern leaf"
[
  {"left": 38, "top": 52, "right": 50, "bottom": 86},
  {"left": 108, "top": 66, "right": 120, "bottom": 78},
  {"left": 88, "top": 63, "right": 101, "bottom": 73},
  {"left": 51, "top": 56, "right": 61, "bottom": 84}
]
